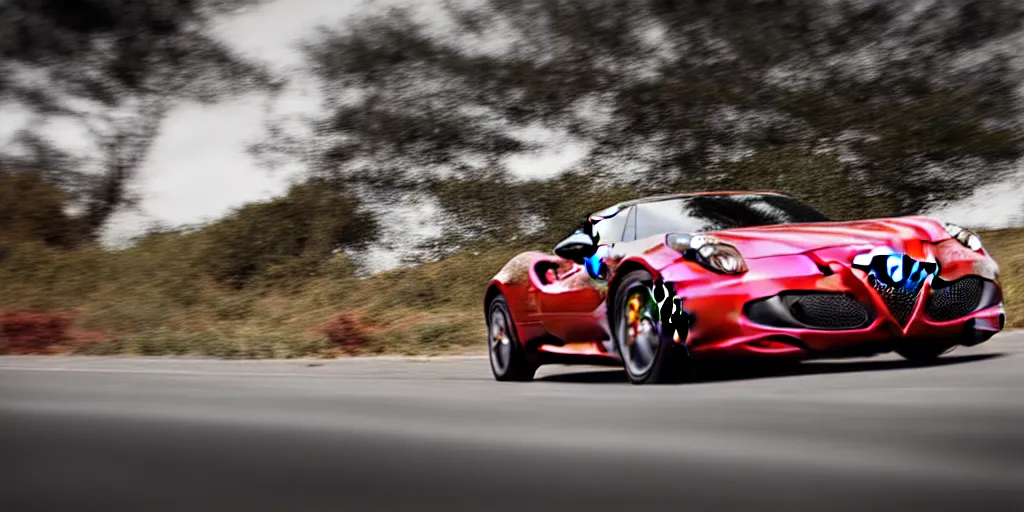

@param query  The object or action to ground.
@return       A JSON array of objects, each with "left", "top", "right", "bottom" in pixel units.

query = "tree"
[
  {"left": 267, "top": 0, "right": 1023, "bottom": 250},
  {"left": 0, "top": 0, "right": 279, "bottom": 239}
]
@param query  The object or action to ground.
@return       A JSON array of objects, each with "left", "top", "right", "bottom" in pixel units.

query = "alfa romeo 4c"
[{"left": 484, "top": 192, "right": 1005, "bottom": 384}]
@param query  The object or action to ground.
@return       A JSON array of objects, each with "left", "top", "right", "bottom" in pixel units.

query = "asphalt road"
[{"left": 2, "top": 332, "right": 1023, "bottom": 512}]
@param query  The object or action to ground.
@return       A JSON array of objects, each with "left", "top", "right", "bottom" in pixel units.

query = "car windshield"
[{"left": 634, "top": 193, "right": 829, "bottom": 239}]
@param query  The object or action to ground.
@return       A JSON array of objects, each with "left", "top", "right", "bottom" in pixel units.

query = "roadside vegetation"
[
  {"left": 0, "top": 169, "right": 1021, "bottom": 357},
  {"left": 976, "top": 229, "right": 1024, "bottom": 330},
  {"left": 0, "top": 170, "right": 530, "bottom": 356}
]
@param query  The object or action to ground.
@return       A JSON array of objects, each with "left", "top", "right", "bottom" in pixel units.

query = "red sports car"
[{"left": 483, "top": 191, "right": 1005, "bottom": 384}]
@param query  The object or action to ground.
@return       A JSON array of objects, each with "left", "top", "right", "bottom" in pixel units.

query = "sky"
[{"left": 1, "top": 0, "right": 1022, "bottom": 269}]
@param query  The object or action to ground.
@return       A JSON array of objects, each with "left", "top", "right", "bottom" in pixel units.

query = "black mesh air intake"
[
  {"left": 871, "top": 279, "right": 919, "bottom": 326},
  {"left": 789, "top": 294, "right": 870, "bottom": 330},
  {"left": 744, "top": 292, "right": 871, "bottom": 331},
  {"left": 927, "top": 277, "right": 986, "bottom": 321}
]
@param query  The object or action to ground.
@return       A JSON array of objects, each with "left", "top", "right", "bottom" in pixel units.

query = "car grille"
[
  {"left": 871, "top": 279, "right": 920, "bottom": 326},
  {"left": 927, "top": 277, "right": 984, "bottom": 321},
  {"left": 789, "top": 294, "right": 870, "bottom": 330}
]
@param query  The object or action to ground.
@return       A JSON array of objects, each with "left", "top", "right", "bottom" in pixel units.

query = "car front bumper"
[{"left": 660, "top": 251, "right": 1005, "bottom": 360}]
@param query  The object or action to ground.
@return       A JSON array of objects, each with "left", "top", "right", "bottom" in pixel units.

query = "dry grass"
[
  {"left": 0, "top": 233, "right": 520, "bottom": 356},
  {"left": 977, "top": 228, "right": 1023, "bottom": 327}
]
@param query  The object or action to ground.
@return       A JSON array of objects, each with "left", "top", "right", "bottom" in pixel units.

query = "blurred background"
[{"left": 1, "top": 0, "right": 1022, "bottom": 357}]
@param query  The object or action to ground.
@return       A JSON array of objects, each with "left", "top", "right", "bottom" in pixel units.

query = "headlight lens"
[
  {"left": 666, "top": 233, "right": 748, "bottom": 275},
  {"left": 943, "top": 223, "right": 983, "bottom": 251}
]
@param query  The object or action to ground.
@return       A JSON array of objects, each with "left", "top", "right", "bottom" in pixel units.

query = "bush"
[
  {"left": 320, "top": 313, "right": 370, "bottom": 355},
  {"left": 0, "top": 170, "right": 83, "bottom": 248},
  {"left": 0, "top": 309, "right": 74, "bottom": 355},
  {"left": 201, "top": 180, "right": 380, "bottom": 288}
]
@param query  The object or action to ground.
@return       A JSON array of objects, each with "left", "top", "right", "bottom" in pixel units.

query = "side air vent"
[
  {"left": 744, "top": 292, "right": 871, "bottom": 331},
  {"left": 927, "top": 276, "right": 1000, "bottom": 322}
]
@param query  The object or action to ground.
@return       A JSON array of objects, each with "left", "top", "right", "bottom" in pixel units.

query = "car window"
[
  {"left": 634, "top": 194, "right": 829, "bottom": 239},
  {"left": 593, "top": 206, "right": 631, "bottom": 244},
  {"left": 621, "top": 205, "right": 637, "bottom": 242}
]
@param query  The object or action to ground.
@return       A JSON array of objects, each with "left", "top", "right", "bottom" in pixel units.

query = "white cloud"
[
  {"left": 212, "top": 0, "right": 371, "bottom": 69},
  {"left": 925, "top": 165, "right": 1024, "bottom": 230},
  {"left": 504, "top": 141, "right": 591, "bottom": 180},
  {"left": 0, "top": 101, "right": 33, "bottom": 151},
  {"left": 502, "top": 124, "right": 593, "bottom": 179},
  {"left": 102, "top": 94, "right": 305, "bottom": 245}
]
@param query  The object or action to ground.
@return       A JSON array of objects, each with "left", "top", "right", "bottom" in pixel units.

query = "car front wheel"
[{"left": 612, "top": 270, "right": 692, "bottom": 384}]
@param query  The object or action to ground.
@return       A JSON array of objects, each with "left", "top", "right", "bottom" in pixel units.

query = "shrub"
[
  {"left": 320, "top": 312, "right": 370, "bottom": 355},
  {"left": 201, "top": 180, "right": 380, "bottom": 288},
  {"left": 0, "top": 309, "right": 74, "bottom": 355},
  {"left": 0, "top": 170, "right": 83, "bottom": 248}
]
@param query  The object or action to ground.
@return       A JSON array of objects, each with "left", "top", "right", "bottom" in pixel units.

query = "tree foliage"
[
  {"left": 201, "top": 180, "right": 380, "bottom": 287},
  {"left": 276, "top": 0, "right": 1023, "bottom": 252},
  {"left": 0, "top": 0, "right": 278, "bottom": 238},
  {"left": 0, "top": 169, "right": 82, "bottom": 249},
  {"left": 411, "top": 167, "right": 639, "bottom": 259}
]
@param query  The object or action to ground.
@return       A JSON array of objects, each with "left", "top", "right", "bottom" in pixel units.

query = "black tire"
[
  {"left": 611, "top": 270, "right": 692, "bottom": 384},
  {"left": 487, "top": 295, "right": 539, "bottom": 382},
  {"left": 895, "top": 342, "right": 954, "bottom": 362}
]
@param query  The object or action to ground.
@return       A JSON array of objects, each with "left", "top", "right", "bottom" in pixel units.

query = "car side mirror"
[{"left": 554, "top": 231, "right": 597, "bottom": 263}]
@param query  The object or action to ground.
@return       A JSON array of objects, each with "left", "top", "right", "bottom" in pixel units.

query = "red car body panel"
[{"left": 486, "top": 212, "right": 1005, "bottom": 365}]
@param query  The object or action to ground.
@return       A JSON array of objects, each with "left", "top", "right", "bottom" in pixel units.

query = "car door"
[{"left": 536, "top": 206, "right": 634, "bottom": 342}]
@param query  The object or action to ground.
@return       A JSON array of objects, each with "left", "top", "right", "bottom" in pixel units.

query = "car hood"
[{"left": 708, "top": 216, "right": 951, "bottom": 259}]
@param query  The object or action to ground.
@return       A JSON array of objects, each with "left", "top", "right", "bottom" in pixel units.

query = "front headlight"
[
  {"left": 943, "top": 223, "right": 983, "bottom": 251},
  {"left": 666, "top": 233, "right": 749, "bottom": 275}
]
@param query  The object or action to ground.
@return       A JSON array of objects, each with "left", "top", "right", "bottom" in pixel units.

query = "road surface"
[{"left": 2, "top": 332, "right": 1023, "bottom": 511}]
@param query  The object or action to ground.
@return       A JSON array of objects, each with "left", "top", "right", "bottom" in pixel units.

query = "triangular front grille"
[{"left": 871, "top": 279, "right": 920, "bottom": 326}]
